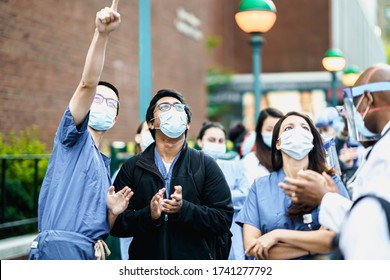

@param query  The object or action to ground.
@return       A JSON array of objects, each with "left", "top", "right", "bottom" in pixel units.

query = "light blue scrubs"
[
  {"left": 236, "top": 168, "right": 349, "bottom": 259},
  {"left": 216, "top": 158, "right": 251, "bottom": 260},
  {"left": 29, "top": 107, "right": 111, "bottom": 260}
]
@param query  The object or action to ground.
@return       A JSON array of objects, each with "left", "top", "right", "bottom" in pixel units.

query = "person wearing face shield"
[
  {"left": 196, "top": 122, "right": 250, "bottom": 260},
  {"left": 29, "top": 0, "right": 133, "bottom": 260},
  {"left": 280, "top": 63, "right": 390, "bottom": 259},
  {"left": 315, "top": 107, "right": 363, "bottom": 188},
  {"left": 235, "top": 112, "right": 349, "bottom": 260},
  {"left": 110, "top": 89, "right": 234, "bottom": 260}
]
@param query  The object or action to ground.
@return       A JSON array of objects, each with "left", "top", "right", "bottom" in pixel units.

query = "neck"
[
  {"left": 282, "top": 154, "right": 309, "bottom": 178},
  {"left": 155, "top": 132, "right": 185, "bottom": 163},
  {"left": 88, "top": 127, "right": 105, "bottom": 149}
]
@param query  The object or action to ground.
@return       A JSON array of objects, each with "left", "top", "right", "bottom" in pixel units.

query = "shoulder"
[
  {"left": 348, "top": 196, "right": 389, "bottom": 225},
  {"left": 241, "top": 152, "right": 258, "bottom": 164}
]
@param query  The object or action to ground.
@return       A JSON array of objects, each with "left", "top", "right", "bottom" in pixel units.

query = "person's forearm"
[
  {"left": 273, "top": 228, "right": 335, "bottom": 254},
  {"left": 319, "top": 192, "right": 352, "bottom": 232},
  {"left": 267, "top": 243, "right": 308, "bottom": 260},
  {"left": 108, "top": 211, "right": 118, "bottom": 230},
  {"left": 81, "top": 29, "right": 109, "bottom": 88},
  {"left": 69, "top": 29, "right": 109, "bottom": 125}
]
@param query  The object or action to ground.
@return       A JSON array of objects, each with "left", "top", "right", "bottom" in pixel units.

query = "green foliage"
[
  {"left": 0, "top": 126, "right": 49, "bottom": 238},
  {"left": 207, "top": 67, "right": 234, "bottom": 93},
  {"left": 386, "top": 41, "right": 390, "bottom": 64},
  {"left": 205, "top": 35, "right": 222, "bottom": 51}
]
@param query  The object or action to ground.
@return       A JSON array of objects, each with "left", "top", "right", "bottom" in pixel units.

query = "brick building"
[{"left": 1, "top": 0, "right": 374, "bottom": 151}]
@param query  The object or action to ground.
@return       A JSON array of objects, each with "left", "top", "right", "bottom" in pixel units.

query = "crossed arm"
[{"left": 243, "top": 224, "right": 335, "bottom": 260}]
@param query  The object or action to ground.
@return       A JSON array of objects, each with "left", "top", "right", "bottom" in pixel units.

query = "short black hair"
[
  {"left": 98, "top": 81, "right": 120, "bottom": 115},
  {"left": 145, "top": 89, "right": 192, "bottom": 139}
]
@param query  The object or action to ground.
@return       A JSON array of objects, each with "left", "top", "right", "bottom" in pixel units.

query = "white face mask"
[
  {"left": 279, "top": 127, "right": 314, "bottom": 160},
  {"left": 262, "top": 132, "right": 273, "bottom": 148},
  {"left": 202, "top": 141, "right": 226, "bottom": 159},
  {"left": 140, "top": 130, "right": 154, "bottom": 150},
  {"left": 353, "top": 97, "right": 380, "bottom": 139},
  {"left": 156, "top": 110, "right": 187, "bottom": 138},
  {"left": 88, "top": 106, "right": 116, "bottom": 131}
]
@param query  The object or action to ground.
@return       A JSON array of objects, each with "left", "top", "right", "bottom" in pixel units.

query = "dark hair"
[
  {"left": 134, "top": 121, "right": 146, "bottom": 155},
  {"left": 197, "top": 122, "right": 226, "bottom": 141},
  {"left": 271, "top": 111, "right": 336, "bottom": 219},
  {"left": 228, "top": 123, "right": 247, "bottom": 156},
  {"left": 98, "top": 81, "right": 120, "bottom": 115},
  {"left": 255, "top": 107, "right": 284, "bottom": 172},
  {"left": 145, "top": 89, "right": 192, "bottom": 139}
]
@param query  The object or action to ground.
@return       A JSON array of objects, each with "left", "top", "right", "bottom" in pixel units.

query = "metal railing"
[{"left": 0, "top": 154, "right": 50, "bottom": 233}]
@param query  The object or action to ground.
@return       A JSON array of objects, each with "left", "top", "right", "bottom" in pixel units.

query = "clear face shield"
[
  {"left": 342, "top": 82, "right": 390, "bottom": 142},
  {"left": 322, "top": 136, "right": 341, "bottom": 175}
]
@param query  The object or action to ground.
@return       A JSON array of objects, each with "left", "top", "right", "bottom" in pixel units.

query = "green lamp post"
[
  {"left": 322, "top": 48, "right": 346, "bottom": 106},
  {"left": 342, "top": 64, "right": 361, "bottom": 87},
  {"left": 235, "top": 0, "right": 277, "bottom": 120}
]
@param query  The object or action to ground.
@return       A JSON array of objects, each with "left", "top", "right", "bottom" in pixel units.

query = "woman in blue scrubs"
[{"left": 236, "top": 111, "right": 349, "bottom": 260}]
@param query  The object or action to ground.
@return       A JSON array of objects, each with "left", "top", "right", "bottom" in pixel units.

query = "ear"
[
  {"left": 134, "top": 134, "right": 141, "bottom": 144},
  {"left": 113, "top": 116, "right": 118, "bottom": 125},
  {"left": 275, "top": 137, "right": 281, "bottom": 150},
  {"left": 365, "top": 91, "right": 374, "bottom": 106},
  {"left": 197, "top": 139, "right": 203, "bottom": 148},
  {"left": 148, "top": 121, "right": 154, "bottom": 130}
]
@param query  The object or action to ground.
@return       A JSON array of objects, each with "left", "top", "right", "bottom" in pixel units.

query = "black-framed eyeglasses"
[
  {"left": 93, "top": 94, "right": 119, "bottom": 109},
  {"left": 156, "top": 102, "right": 186, "bottom": 112}
]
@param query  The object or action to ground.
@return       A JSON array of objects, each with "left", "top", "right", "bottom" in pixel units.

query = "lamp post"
[
  {"left": 342, "top": 64, "right": 361, "bottom": 87},
  {"left": 139, "top": 0, "right": 152, "bottom": 123},
  {"left": 235, "top": 0, "right": 277, "bottom": 121},
  {"left": 322, "top": 48, "right": 346, "bottom": 107}
]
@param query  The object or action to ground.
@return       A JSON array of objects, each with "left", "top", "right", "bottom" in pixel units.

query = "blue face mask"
[
  {"left": 202, "top": 141, "right": 226, "bottom": 159},
  {"left": 140, "top": 130, "right": 154, "bottom": 150},
  {"left": 88, "top": 106, "right": 116, "bottom": 131},
  {"left": 262, "top": 133, "right": 272, "bottom": 148},
  {"left": 353, "top": 97, "right": 380, "bottom": 139},
  {"left": 156, "top": 110, "right": 187, "bottom": 139},
  {"left": 279, "top": 127, "right": 314, "bottom": 160}
]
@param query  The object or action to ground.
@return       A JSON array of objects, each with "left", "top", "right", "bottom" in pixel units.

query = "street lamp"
[
  {"left": 322, "top": 48, "right": 346, "bottom": 107},
  {"left": 342, "top": 64, "right": 361, "bottom": 87},
  {"left": 235, "top": 0, "right": 277, "bottom": 120}
]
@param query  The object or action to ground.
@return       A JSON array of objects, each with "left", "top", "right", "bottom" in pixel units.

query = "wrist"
[{"left": 273, "top": 228, "right": 283, "bottom": 242}]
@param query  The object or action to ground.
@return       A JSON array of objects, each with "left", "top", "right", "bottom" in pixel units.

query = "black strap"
[
  {"left": 331, "top": 194, "right": 390, "bottom": 259},
  {"left": 350, "top": 194, "right": 390, "bottom": 234},
  {"left": 365, "top": 126, "right": 390, "bottom": 160}
]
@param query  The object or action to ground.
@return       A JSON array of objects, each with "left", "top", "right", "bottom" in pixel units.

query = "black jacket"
[{"left": 110, "top": 142, "right": 234, "bottom": 260}]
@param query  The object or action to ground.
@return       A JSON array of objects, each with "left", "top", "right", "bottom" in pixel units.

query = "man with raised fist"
[{"left": 29, "top": 0, "right": 133, "bottom": 260}]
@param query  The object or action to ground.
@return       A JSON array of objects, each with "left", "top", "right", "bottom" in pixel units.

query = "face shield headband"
[{"left": 342, "top": 82, "right": 390, "bottom": 142}]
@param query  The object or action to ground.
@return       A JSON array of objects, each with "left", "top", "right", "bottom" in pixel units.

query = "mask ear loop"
[{"left": 355, "top": 92, "right": 370, "bottom": 119}]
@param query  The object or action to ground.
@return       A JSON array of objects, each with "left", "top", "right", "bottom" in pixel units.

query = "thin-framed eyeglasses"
[
  {"left": 156, "top": 102, "right": 186, "bottom": 112},
  {"left": 93, "top": 94, "right": 119, "bottom": 109}
]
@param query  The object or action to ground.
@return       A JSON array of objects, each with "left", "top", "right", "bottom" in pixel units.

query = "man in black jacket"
[{"left": 111, "top": 89, "right": 234, "bottom": 259}]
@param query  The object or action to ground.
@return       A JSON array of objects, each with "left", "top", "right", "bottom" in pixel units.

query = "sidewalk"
[{"left": 0, "top": 233, "right": 36, "bottom": 260}]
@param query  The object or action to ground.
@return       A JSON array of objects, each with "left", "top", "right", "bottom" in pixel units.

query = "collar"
[{"left": 381, "top": 120, "right": 390, "bottom": 136}]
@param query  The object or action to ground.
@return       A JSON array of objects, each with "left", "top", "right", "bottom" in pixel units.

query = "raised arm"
[{"left": 69, "top": 0, "right": 121, "bottom": 126}]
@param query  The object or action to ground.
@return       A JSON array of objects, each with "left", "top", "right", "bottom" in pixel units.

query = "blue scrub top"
[
  {"left": 37, "top": 107, "right": 111, "bottom": 242},
  {"left": 216, "top": 158, "right": 251, "bottom": 260},
  {"left": 236, "top": 168, "right": 349, "bottom": 234}
]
